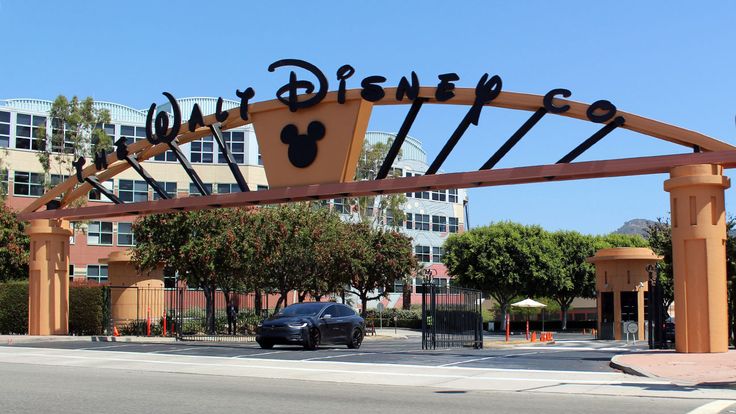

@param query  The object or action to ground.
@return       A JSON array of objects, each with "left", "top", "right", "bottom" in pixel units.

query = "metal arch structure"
[{"left": 17, "top": 87, "right": 736, "bottom": 222}]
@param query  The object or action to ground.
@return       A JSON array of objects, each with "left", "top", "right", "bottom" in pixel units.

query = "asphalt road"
[
  {"left": 0, "top": 362, "right": 722, "bottom": 414},
  {"left": 5, "top": 336, "right": 627, "bottom": 372}
]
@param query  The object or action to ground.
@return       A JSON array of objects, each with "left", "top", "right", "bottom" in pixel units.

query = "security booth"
[
  {"left": 587, "top": 248, "right": 662, "bottom": 340},
  {"left": 101, "top": 250, "right": 165, "bottom": 331}
]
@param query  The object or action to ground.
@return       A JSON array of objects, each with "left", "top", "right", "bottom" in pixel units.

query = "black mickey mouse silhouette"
[{"left": 280, "top": 121, "right": 326, "bottom": 168}]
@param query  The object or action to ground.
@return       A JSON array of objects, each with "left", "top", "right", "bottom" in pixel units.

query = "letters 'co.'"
[{"left": 65, "top": 58, "right": 624, "bottom": 207}]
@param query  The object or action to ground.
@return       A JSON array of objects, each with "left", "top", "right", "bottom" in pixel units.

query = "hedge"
[
  {"left": 69, "top": 284, "right": 105, "bottom": 335},
  {"left": 0, "top": 281, "right": 106, "bottom": 335},
  {"left": 0, "top": 281, "right": 28, "bottom": 334}
]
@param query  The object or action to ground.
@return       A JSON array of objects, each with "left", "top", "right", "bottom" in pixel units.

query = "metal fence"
[
  {"left": 176, "top": 288, "right": 262, "bottom": 342},
  {"left": 105, "top": 286, "right": 177, "bottom": 336},
  {"left": 421, "top": 284, "right": 483, "bottom": 349}
]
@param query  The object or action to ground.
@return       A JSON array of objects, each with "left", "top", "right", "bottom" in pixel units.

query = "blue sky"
[{"left": 2, "top": 1, "right": 735, "bottom": 234}]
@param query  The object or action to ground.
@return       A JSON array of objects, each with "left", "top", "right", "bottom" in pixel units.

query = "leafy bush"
[
  {"left": 69, "top": 284, "right": 104, "bottom": 335},
  {"left": 0, "top": 281, "right": 28, "bottom": 334}
]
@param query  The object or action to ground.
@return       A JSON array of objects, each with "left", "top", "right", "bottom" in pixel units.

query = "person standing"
[{"left": 227, "top": 294, "right": 239, "bottom": 335}]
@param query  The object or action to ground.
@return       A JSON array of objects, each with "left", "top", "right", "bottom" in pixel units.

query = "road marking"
[
  {"left": 438, "top": 356, "right": 497, "bottom": 367},
  {"left": 79, "top": 344, "right": 131, "bottom": 350},
  {"left": 303, "top": 352, "right": 374, "bottom": 361},
  {"left": 1, "top": 346, "right": 625, "bottom": 376},
  {"left": 235, "top": 350, "right": 289, "bottom": 358},
  {"left": 687, "top": 400, "right": 736, "bottom": 414},
  {"left": 151, "top": 347, "right": 202, "bottom": 354},
  {"left": 510, "top": 346, "right": 632, "bottom": 352},
  {"left": 0, "top": 350, "right": 665, "bottom": 386}
]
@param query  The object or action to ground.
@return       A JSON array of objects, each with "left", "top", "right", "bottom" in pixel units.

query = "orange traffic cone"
[
  {"left": 530, "top": 331, "right": 537, "bottom": 342},
  {"left": 113, "top": 325, "right": 120, "bottom": 337}
]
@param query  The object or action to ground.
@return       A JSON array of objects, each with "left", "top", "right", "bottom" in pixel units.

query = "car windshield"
[{"left": 276, "top": 303, "right": 326, "bottom": 317}]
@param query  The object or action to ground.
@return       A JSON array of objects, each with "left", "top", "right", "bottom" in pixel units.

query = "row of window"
[
  {"left": 8, "top": 172, "right": 269, "bottom": 200},
  {"left": 414, "top": 245, "right": 445, "bottom": 263},
  {"left": 85, "top": 222, "right": 135, "bottom": 246},
  {"left": 405, "top": 172, "right": 459, "bottom": 203},
  {"left": 0, "top": 111, "right": 256, "bottom": 165},
  {"left": 405, "top": 214, "right": 459, "bottom": 233}
]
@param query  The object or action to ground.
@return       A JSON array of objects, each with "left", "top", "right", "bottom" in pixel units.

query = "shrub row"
[{"left": 0, "top": 281, "right": 106, "bottom": 335}]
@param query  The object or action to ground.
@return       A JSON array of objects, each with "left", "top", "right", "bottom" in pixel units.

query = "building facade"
[{"left": 1, "top": 98, "right": 467, "bottom": 305}]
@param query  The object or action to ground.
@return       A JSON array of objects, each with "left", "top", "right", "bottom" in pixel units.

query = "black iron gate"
[
  {"left": 421, "top": 284, "right": 483, "bottom": 349},
  {"left": 175, "top": 287, "right": 260, "bottom": 342}
]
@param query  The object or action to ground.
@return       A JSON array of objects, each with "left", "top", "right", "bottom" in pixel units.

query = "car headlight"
[{"left": 288, "top": 322, "right": 308, "bottom": 328}]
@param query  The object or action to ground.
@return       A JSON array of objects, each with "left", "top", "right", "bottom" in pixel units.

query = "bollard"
[
  {"left": 146, "top": 307, "right": 151, "bottom": 337},
  {"left": 505, "top": 313, "right": 510, "bottom": 342},
  {"left": 162, "top": 314, "right": 167, "bottom": 337}
]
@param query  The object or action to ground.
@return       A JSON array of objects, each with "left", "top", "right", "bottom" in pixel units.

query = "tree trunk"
[
  {"left": 254, "top": 288, "right": 262, "bottom": 317},
  {"left": 361, "top": 295, "right": 369, "bottom": 319},
  {"left": 203, "top": 284, "right": 216, "bottom": 335},
  {"left": 402, "top": 281, "right": 411, "bottom": 310},
  {"left": 275, "top": 292, "right": 288, "bottom": 312},
  {"left": 298, "top": 291, "right": 307, "bottom": 303},
  {"left": 499, "top": 303, "right": 509, "bottom": 331},
  {"left": 561, "top": 304, "right": 569, "bottom": 331}
]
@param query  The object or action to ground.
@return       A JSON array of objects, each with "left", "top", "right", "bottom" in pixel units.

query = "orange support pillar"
[
  {"left": 27, "top": 219, "right": 72, "bottom": 335},
  {"left": 664, "top": 164, "right": 730, "bottom": 353}
]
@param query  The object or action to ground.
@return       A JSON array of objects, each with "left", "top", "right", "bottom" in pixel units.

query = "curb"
[{"left": 609, "top": 355, "right": 654, "bottom": 378}]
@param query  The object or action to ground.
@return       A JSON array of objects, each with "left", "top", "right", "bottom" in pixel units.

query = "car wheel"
[
  {"left": 258, "top": 340, "right": 274, "bottom": 349},
  {"left": 347, "top": 328, "right": 363, "bottom": 349},
  {"left": 304, "top": 328, "right": 320, "bottom": 350}
]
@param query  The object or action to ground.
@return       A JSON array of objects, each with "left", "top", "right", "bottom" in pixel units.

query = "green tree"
[
  {"left": 0, "top": 148, "right": 8, "bottom": 200},
  {"left": 0, "top": 202, "right": 29, "bottom": 281},
  {"left": 543, "top": 231, "right": 598, "bottom": 330},
  {"left": 444, "top": 222, "right": 550, "bottom": 330},
  {"left": 348, "top": 140, "right": 407, "bottom": 229},
  {"left": 36, "top": 96, "right": 112, "bottom": 194},
  {"left": 644, "top": 219, "right": 675, "bottom": 309},
  {"left": 346, "top": 223, "right": 416, "bottom": 317},
  {"left": 132, "top": 210, "right": 248, "bottom": 334}
]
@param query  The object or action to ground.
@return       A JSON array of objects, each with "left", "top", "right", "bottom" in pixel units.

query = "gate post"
[
  {"left": 664, "top": 164, "right": 730, "bottom": 353},
  {"left": 27, "top": 219, "right": 72, "bottom": 335}
]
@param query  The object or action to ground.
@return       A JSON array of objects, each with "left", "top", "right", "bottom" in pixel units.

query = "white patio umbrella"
[{"left": 511, "top": 298, "right": 547, "bottom": 338}]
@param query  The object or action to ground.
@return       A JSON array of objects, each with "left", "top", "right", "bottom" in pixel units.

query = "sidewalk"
[
  {"left": 611, "top": 350, "right": 736, "bottom": 387},
  {"left": 0, "top": 335, "right": 176, "bottom": 345}
]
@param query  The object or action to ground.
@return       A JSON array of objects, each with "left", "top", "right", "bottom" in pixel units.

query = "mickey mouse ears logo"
[{"left": 280, "top": 121, "right": 326, "bottom": 168}]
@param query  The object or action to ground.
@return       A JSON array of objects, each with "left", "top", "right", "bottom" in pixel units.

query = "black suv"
[{"left": 256, "top": 302, "right": 365, "bottom": 350}]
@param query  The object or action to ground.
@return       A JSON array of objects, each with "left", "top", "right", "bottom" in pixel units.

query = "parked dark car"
[{"left": 256, "top": 302, "right": 365, "bottom": 350}]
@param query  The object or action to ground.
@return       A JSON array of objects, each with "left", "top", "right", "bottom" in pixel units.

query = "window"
[
  {"left": 154, "top": 148, "right": 177, "bottom": 162},
  {"left": 431, "top": 189, "right": 446, "bottom": 202},
  {"left": 15, "top": 113, "right": 46, "bottom": 150},
  {"left": 153, "top": 181, "right": 177, "bottom": 200},
  {"left": 405, "top": 172, "right": 414, "bottom": 197},
  {"left": 50, "top": 174, "right": 68, "bottom": 199},
  {"left": 189, "top": 182, "right": 213, "bottom": 196},
  {"left": 164, "top": 268, "right": 177, "bottom": 289},
  {"left": 432, "top": 247, "right": 445, "bottom": 263},
  {"left": 405, "top": 213, "right": 413, "bottom": 230},
  {"left": 191, "top": 136, "right": 214, "bottom": 163},
  {"left": 257, "top": 153, "right": 263, "bottom": 166},
  {"left": 257, "top": 185, "right": 269, "bottom": 191},
  {"left": 392, "top": 280, "right": 404, "bottom": 293},
  {"left": 415, "top": 245, "right": 430, "bottom": 263},
  {"left": 323, "top": 305, "right": 338, "bottom": 318},
  {"left": 0, "top": 169, "right": 8, "bottom": 195},
  {"left": 87, "top": 221, "right": 113, "bottom": 245},
  {"left": 414, "top": 214, "right": 430, "bottom": 231},
  {"left": 432, "top": 215, "right": 447, "bottom": 232},
  {"left": 121, "top": 125, "right": 147, "bottom": 145},
  {"left": 217, "top": 183, "right": 240, "bottom": 194},
  {"left": 333, "top": 198, "right": 350, "bottom": 214},
  {"left": 117, "top": 222, "right": 135, "bottom": 246},
  {"left": 86, "top": 265, "right": 108, "bottom": 283},
  {"left": 118, "top": 179, "right": 148, "bottom": 202},
  {"left": 389, "top": 167, "right": 403, "bottom": 178},
  {"left": 50, "top": 119, "right": 76, "bottom": 153},
  {"left": 93, "top": 123, "right": 115, "bottom": 147},
  {"left": 386, "top": 210, "right": 402, "bottom": 227},
  {"left": 449, "top": 217, "right": 459, "bottom": 233},
  {"left": 0, "top": 111, "right": 9, "bottom": 148},
  {"left": 336, "top": 305, "right": 355, "bottom": 317},
  {"left": 13, "top": 171, "right": 44, "bottom": 196},
  {"left": 448, "top": 189, "right": 458, "bottom": 203},
  {"left": 218, "top": 131, "right": 245, "bottom": 164},
  {"left": 88, "top": 179, "right": 114, "bottom": 202}
]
